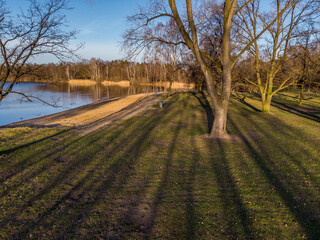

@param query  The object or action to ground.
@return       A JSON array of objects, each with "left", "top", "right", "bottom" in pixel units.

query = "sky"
[
  {"left": 6, "top": 0, "right": 149, "bottom": 63},
  {"left": 5, "top": 0, "right": 295, "bottom": 64}
]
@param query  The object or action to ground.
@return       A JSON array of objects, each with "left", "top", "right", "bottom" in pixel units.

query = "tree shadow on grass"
[
  {"left": 0, "top": 130, "right": 76, "bottom": 187},
  {"left": 207, "top": 139, "right": 256, "bottom": 239},
  {"left": 0, "top": 98, "right": 178, "bottom": 239},
  {"left": 141, "top": 96, "right": 196, "bottom": 238},
  {"left": 95, "top": 94, "right": 200, "bottom": 239},
  {"left": 192, "top": 92, "right": 213, "bottom": 133},
  {"left": 184, "top": 137, "right": 200, "bottom": 240},
  {"left": 194, "top": 92, "right": 256, "bottom": 239},
  {"left": 196, "top": 92, "right": 320, "bottom": 238},
  {"left": 0, "top": 128, "right": 71, "bottom": 155},
  {"left": 0, "top": 122, "right": 127, "bottom": 195},
  {"left": 228, "top": 112, "right": 320, "bottom": 239},
  {"left": 231, "top": 94, "right": 261, "bottom": 112},
  {"left": 246, "top": 92, "right": 320, "bottom": 123},
  {"left": 0, "top": 96, "right": 158, "bottom": 196},
  {"left": 271, "top": 98, "right": 320, "bottom": 123}
]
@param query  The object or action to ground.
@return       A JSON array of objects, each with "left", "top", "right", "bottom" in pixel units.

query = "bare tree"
[
  {"left": 122, "top": 0, "right": 292, "bottom": 138},
  {"left": 0, "top": 0, "right": 80, "bottom": 103},
  {"left": 295, "top": 32, "right": 320, "bottom": 104},
  {"left": 148, "top": 19, "right": 184, "bottom": 93},
  {"left": 237, "top": 0, "right": 320, "bottom": 112},
  {"left": 125, "top": 62, "right": 136, "bottom": 85},
  {"left": 89, "top": 58, "right": 105, "bottom": 81}
]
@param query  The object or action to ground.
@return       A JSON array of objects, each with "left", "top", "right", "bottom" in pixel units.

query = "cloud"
[{"left": 79, "top": 27, "right": 96, "bottom": 36}]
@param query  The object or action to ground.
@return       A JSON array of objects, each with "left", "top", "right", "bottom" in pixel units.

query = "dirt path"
[{"left": 5, "top": 93, "right": 158, "bottom": 133}]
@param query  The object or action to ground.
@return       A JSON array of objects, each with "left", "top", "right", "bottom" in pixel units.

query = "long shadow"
[
  {"left": 185, "top": 141, "right": 199, "bottom": 239},
  {"left": 247, "top": 112, "right": 320, "bottom": 189},
  {"left": 233, "top": 99, "right": 320, "bottom": 185},
  {"left": 235, "top": 98, "right": 320, "bottom": 187},
  {"left": 0, "top": 128, "right": 80, "bottom": 190},
  {"left": 271, "top": 99, "right": 320, "bottom": 123},
  {"left": 208, "top": 139, "right": 256, "bottom": 239},
  {"left": 193, "top": 93, "right": 255, "bottom": 238},
  {"left": 76, "top": 95, "right": 154, "bottom": 131},
  {"left": 0, "top": 132, "right": 73, "bottom": 183},
  {"left": 9, "top": 97, "right": 177, "bottom": 239},
  {"left": 0, "top": 128, "right": 71, "bottom": 155},
  {"left": 0, "top": 125, "right": 118, "bottom": 229},
  {"left": 0, "top": 118, "right": 122, "bottom": 186},
  {"left": 66, "top": 95, "right": 180, "bottom": 238},
  {"left": 277, "top": 93, "right": 319, "bottom": 105},
  {"left": 247, "top": 92, "right": 320, "bottom": 123},
  {"left": 144, "top": 95, "right": 190, "bottom": 238},
  {"left": 231, "top": 94, "right": 261, "bottom": 112},
  {"left": 0, "top": 96, "right": 154, "bottom": 191},
  {"left": 183, "top": 104, "right": 209, "bottom": 239},
  {"left": 192, "top": 92, "right": 213, "bottom": 133},
  {"left": 229, "top": 115, "right": 320, "bottom": 239},
  {"left": 0, "top": 118, "right": 139, "bottom": 198}
]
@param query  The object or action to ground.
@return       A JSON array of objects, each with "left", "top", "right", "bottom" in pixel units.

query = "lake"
[{"left": 0, "top": 82, "right": 161, "bottom": 126}]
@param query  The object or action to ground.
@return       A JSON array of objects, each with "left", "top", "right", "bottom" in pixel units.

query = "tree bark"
[
  {"left": 261, "top": 94, "right": 272, "bottom": 112},
  {"left": 299, "top": 83, "right": 304, "bottom": 105},
  {"left": 167, "top": 0, "right": 236, "bottom": 138},
  {"left": 208, "top": 0, "right": 234, "bottom": 138},
  {"left": 212, "top": 101, "right": 229, "bottom": 137}
]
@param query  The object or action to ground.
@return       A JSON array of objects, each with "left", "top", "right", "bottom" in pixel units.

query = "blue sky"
[
  {"left": 6, "top": 0, "right": 278, "bottom": 64},
  {"left": 7, "top": 0, "right": 148, "bottom": 63}
]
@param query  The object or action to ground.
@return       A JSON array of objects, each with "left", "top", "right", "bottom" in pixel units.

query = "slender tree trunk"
[
  {"left": 299, "top": 83, "right": 304, "bottom": 105},
  {"left": 167, "top": 76, "right": 173, "bottom": 97}
]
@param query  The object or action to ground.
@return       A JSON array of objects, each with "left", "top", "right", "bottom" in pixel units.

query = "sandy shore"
[{"left": 4, "top": 93, "right": 158, "bottom": 132}]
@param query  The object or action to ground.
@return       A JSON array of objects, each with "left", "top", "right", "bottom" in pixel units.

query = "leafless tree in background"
[
  {"left": 237, "top": 0, "right": 320, "bottom": 112},
  {"left": 295, "top": 31, "right": 320, "bottom": 104},
  {"left": 0, "top": 0, "right": 80, "bottom": 103}
]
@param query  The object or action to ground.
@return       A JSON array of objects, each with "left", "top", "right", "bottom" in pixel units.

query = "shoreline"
[{"left": 2, "top": 93, "right": 158, "bottom": 131}]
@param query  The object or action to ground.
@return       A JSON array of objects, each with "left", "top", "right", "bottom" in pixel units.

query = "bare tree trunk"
[
  {"left": 262, "top": 94, "right": 272, "bottom": 112},
  {"left": 206, "top": 0, "right": 233, "bottom": 138},
  {"left": 66, "top": 65, "right": 70, "bottom": 80},
  {"left": 299, "top": 83, "right": 304, "bottom": 105}
]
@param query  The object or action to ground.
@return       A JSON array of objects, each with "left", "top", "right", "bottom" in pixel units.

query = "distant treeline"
[
  {"left": 17, "top": 47, "right": 320, "bottom": 93},
  {"left": 18, "top": 58, "right": 199, "bottom": 86}
]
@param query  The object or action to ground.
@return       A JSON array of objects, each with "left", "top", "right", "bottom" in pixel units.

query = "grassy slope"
[{"left": 0, "top": 92, "right": 319, "bottom": 239}]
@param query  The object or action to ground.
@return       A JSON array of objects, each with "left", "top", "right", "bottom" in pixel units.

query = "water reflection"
[
  {"left": 0, "top": 82, "right": 164, "bottom": 126},
  {"left": 34, "top": 83, "right": 164, "bottom": 100}
]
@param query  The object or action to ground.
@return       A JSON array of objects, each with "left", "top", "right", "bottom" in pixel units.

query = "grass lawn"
[{"left": 0, "top": 91, "right": 319, "bottom": 239}]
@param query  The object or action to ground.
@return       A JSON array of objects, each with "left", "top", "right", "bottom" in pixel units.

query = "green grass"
[{"left": 0, "top": 91, "right": 319, "bottom": 239}]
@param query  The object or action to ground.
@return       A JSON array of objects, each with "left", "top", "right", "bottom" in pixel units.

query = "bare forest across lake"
[{"left": 17, "top": 60, "right": 197, "bottom": 88}]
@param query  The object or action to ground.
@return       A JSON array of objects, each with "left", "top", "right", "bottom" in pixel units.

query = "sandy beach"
[{"left": 4, "top": 93, "right": 158, "bottom": 132}]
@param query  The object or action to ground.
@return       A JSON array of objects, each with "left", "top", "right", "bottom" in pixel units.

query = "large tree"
[
  {"left": 123, "top": 0, "right": 293, "bottom": 138},
  {"left": 237, "top": 0, "right": 319, "bottom": 112},
  {"left": 0, "top": 0, "right": 79, "bottom": 103}
]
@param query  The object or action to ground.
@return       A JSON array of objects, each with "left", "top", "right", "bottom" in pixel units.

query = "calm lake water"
[{"left": 0, "top": 82, "right": 161, "bottom": 126}]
